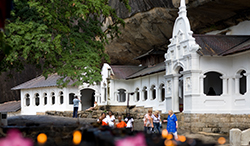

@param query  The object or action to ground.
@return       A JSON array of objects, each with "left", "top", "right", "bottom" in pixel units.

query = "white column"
[
  {"left": 94, "top": 94, "right": 98, "bottom": 102},
  {"left": 65, "top": 89, "right": 69, "bottom": 106},
  {"left": 30, "top": 95, "right": 33, "bottom": 107},
  {"left": 228, "top": 77, "right": 234, "bottom": 95},
  {"left": 158, "top": 86, "right": 162, "bottom": 102},
  {"left": 95, "top": 93, "right": 101, "bottom": 104},
  {"left": 220, "top": 76, "right": 228, "bottom": 95},
  {"left": 245, "top": 72, "right": 250, "bottom": 94},
  {"left": 155, "top": 86, "right": 158, "bottom": 101},
  {"left": 114, "top": 91, "right": 118, "bottom": 102},
  {"left": 48, "top": 93, "right": 51, "bottom": 105},
  {"left": 200, "top": 75, "right": 206, "bottom": 94},
  {"left": 235, "top": 75, "right": 241, "bottom": 94},
  {"left": 101, "top": 87, "right": 105, "bottom": 103},
  {"left": 146, "top": 88, "right": 149, "bottom": 101},
  {"left": 39, "top": 93, "right": 41, "bottom": 106},
  {"left": 125, "top": 91, "right": 128, "bottom": 103},
  {"left": 173, "top": 74, "right": 180, "bottom": 113},
  {"left": 54, "top": 92, "right": 58, "bottom": 105}
]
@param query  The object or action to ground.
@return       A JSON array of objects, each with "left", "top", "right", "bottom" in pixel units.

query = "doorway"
[
  {"left": 178, "top": 67, "right": 183, "bottom": 112},
  {"left": 80, "top": 89, "right": 95, "bottom": 111}
]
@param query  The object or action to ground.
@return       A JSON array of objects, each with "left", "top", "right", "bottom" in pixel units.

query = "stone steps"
[{"left": 45, "top": 105, "right": 155, "bottom": 120}]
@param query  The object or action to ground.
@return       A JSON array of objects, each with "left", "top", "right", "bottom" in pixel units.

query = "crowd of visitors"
[
  {"left": 95, "top": 108, "right": 178, "bottom": 137},
  {"left": 96, "top": 111, "right": 134, "bottom": 129},
  {"left": 72, "top": 96, "right": 178, "bottom": 135}
]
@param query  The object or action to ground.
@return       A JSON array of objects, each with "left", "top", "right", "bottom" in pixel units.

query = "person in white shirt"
[
  {"left": 152, "top": 110, "right": 161, "bottom": 133},
  {"left": 106, "top": 111, "right": 115, "bottom": 127},
  {"left": 97, "top": 112, "right": 109, "bottom": 126},
  {"left": 72, "top": 95, "right": 81, "bottom": 118},
  {"left": 125, "top": 113, "right": 134, "bottom": 131},
  {"left": 143, "top": 109, "right": 154, "bottom": 133}
]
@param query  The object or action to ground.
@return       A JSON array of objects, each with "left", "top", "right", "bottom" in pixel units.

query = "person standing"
[
  {"left": 143, "top": 109, "right": 154, "bottom": 133},
  {"left": 125, "top": 113, "right": 134, "bottom": 131},
  {"left": 106, "top": 111, "right": 115, "bottom": 127},
  {"left": 152, "top": 110, "right": 161, "bottom": 133},
  {"left": 163, "top": 110, "right": 178, "bottom": 138},
  {"left": 72, "top": 95, "right": 81, "bottom": 118}
]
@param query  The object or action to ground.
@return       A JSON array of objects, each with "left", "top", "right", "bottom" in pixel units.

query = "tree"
[{"left": 1, "top": 0, "right": 130, "bottom": 87}]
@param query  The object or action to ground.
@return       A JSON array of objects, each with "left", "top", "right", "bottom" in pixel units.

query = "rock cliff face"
[
  {"left": 106, "top": 0, "right": 250, "bottom": 65},
  {"left": 0, "top": 65, "right": 41, "bottom": 103}
]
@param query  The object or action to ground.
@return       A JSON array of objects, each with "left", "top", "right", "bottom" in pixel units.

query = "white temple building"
[{"left": 12, "top": 0, "right": 250, "bottom": 115}]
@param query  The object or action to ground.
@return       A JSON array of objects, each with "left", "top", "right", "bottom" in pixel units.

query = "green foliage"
[{"left": 1, "top": 0, "right": 130, "bottom": 87}]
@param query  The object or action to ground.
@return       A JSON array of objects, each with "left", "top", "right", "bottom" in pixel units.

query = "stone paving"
[{"left": 8, "top": 115, "right": 96, "bottom": 127}]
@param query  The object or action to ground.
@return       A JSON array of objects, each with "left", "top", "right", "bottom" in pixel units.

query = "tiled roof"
[
  {"left": 127, "top": 62, "right": 165, "bottom": 79},
  {"left": 110, "top": 65, "right": 146, "bottom": 79},
  {"left": 134, "top": 48, "right": 166, "bottom": 60},
  {"left": 11, "top": 74, "right": 75, "bottom": 90},
  {"left": 0, "top": 101, "right": 21, "bottom": 112},
  {"left": 194, "top": 34, "right": 250, "bottom": 56}
]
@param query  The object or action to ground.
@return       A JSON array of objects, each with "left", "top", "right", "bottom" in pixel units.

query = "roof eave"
[{"left": 126, "top": 69, "right": 165, "bottom": 80}]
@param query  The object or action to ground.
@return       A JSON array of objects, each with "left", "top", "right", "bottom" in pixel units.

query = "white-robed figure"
[
  {"left": 106, "top": 111, "right": 115, "bottom": 127},
  {"left": 125, "top": 113, "right": 134, "bottom": 130}
]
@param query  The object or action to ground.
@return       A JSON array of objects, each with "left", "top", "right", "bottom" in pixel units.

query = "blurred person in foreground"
[
  {"left": 143, "top": 109, "right": 154, "bottom": 133},
  {"left": 97, "top": 112, "right": 108, "bottom": 126},
  {"left": 106, "top": 111, "right": 115, "bottom": 127},
  {"left": 125, "top": 113, "right": 134, "bottom": 131},
  {"left": 152, "top": 110, "right": 162, "bottom": 133},
  {"left": 116, "top": 116, "right": 127, "bottom": 128},
  {"left": 163, "top": 110, "right": 178, "bottom": 138}
]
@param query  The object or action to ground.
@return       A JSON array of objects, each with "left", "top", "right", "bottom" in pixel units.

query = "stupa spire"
[
  {"left": 180, "top": 0, "right": 186, "bottom": 7},
  {"left": 178, "top": 0, "right": 187, "bottom": 16}
]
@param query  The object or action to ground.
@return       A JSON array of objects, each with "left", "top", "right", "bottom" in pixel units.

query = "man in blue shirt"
[{"left": 73, "top": 95, "right": 81, "bottom": 118}]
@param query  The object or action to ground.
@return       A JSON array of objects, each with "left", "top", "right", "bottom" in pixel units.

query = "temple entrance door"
[
  {"left": 179, "top": 76, "right": 183, "bottom": 112},
  {"left": 80, "top": 89, "right": 95, "bottom": 111},
  {"left": 178, "top": 67, "right": 184, "bottom": 112}
]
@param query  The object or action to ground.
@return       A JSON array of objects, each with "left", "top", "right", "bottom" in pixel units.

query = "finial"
[
  {"left": 180, "top": 0, "right": 186, "bottom": 7},
  {"left": 178, "top": 0, "right": 187, "bottom": 16}
]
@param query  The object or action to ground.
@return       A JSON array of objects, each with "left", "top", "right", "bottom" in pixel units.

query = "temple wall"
[
  {"left": 20, "top": 86, "right": 78, "bottom": 115},
  {"left": 174, "top": 113, "right": 250, "bottom": 134},
  {"left": 188, "top": 50, "right": 250, "bottom": 114},
  {"left": 105, "top": 72, "right": 167, "bottom": 113}
]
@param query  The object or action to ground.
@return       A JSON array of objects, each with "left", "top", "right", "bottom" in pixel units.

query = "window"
[
  {"left": 239, "top": 70, "right": 246, "bottom": 95},
  {"left": 35, "top": 93, "right": 39, "bottom": 106},
  {"left": 51, "top": 92, "right": 55, "bottom": 105},
  {"left": 118, "top": 89, "right": 126, "bottom": 102},
  {"left": 143, "top": 87, "right": 147, "bottom": 100},
  {"left": 159, "top": 84, "right": 165, "bottom": 101},
  {"left": 59, "top": 91, "right": 63, "bottom": 104},
  {"left": 151, "top": 85, "right": 156, "bottom": 100},
  {"left": 204, "top": 72, "right": 222, "bottom": 96},
  {"left": 135, "top": 88, "right": 139, "bottom": 102},
  {"left": 25, "top": 94, "right": 30, "bottom": 106},
  {"left": 44, "top": 93, "right": 47, "bottom": 105},
  {"left": 69, "top": 93, "right": 75, "bottom": 104}
]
